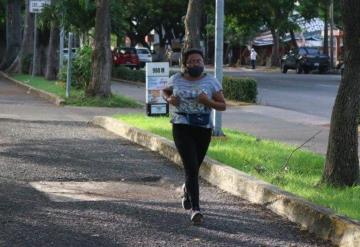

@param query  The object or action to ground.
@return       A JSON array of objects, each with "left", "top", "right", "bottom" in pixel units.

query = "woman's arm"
[
  {"left": 162, "top": 86, "right": 180, "bottom": 106},
  {"left": 197, "top": 91, "right": 226, "bottom": 111}
]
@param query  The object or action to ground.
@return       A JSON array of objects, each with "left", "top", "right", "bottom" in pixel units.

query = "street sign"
[
  {"left": 29, "top": 0, "right": 51, "bottom": 13},
  {"left": 145, "top": 62, "right": 169, "bottom": 116}
]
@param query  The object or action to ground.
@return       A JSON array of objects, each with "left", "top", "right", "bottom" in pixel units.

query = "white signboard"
[
  {"left": 145, "top": 62, "right": 169, "bottom": 116},
  {"left": 30, "top": 0, "right": 51, "bottom": 13}
]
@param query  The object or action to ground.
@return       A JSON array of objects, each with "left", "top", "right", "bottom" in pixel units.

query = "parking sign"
[{"left": 29, "top": 0, "right": 51, "bottom": 13}]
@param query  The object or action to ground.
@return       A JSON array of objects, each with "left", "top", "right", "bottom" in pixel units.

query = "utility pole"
[
  {"left": 32, "top": 13, "right": 37, "bottom": 77},
  {"left": 213, "top": 0, "right": 224, "bottom": 136},
  {"left": 59, "top": 10, "right": 65, "bottom": 69},
  {"left": 66, "top": 32, "right": 73, "bottom": 98},
  {"left": 330, "top": 0, "right": 334, "bottom": 69},
  {"left": 59, "top": 25, "right": 64, "bottom": 68}
]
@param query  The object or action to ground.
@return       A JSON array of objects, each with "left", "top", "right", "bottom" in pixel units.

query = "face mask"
[{"left": 187, "top": 66, "right": 204, "bottom": 77}]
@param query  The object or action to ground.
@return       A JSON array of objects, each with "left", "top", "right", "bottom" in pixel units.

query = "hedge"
[
  {"left": 111, "top": 68, "right": 257, "bottom": 103},
  {"left": 112, "top": 66, "right": 145, "bottom": 82},
  {"left": 111, "top": 66, "right": 178, "bottom": 83},
  {"left": 222, "top": 76, "right": 257, "bottom": 103}
]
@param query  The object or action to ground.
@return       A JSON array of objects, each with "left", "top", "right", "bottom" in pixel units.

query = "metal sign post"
[
  {"left": 66, "top": 33, "right": 73, "bottom": 98},
  {"left": 145, "top": 62, "right": 169, "bottom": 116},
  {"left": 213, "top": 0, "right": 224, "bottom": 136},
  {"left": 29, "top": 0, "right": 51, "bottom": 77},
  {"left": 31, "top": 13, "right": 37, "bottom": 77},
  {"left": 59, "top": 27, "right": 64, "bottom": 68}
]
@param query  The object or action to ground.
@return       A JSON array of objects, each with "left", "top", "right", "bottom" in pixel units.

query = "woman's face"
[
  {"left": 185, "top": 53, "right": 204, "bottom": 78},
  {"left": 186, "top": 53, "right": 204, "bottom": 68}
]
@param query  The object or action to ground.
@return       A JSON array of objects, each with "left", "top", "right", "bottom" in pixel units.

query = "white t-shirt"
[
  {"left": 166, "top": 72, "right": 222, "bottom": 128},
  {"left": 250, "top": 50, "right": 257, "bottom": 60}
]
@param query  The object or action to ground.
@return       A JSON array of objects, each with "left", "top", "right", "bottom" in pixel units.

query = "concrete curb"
[
  {"left": 112, "top": 77, "right": 145, "bottom": 87},
  {"left": 0, "top": 71, "right": 65, "bottom": 106},
  {"left": 92, "top": 116, "right": 360, "bottom": 247}
]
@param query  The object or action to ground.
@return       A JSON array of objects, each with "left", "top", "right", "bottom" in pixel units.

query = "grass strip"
[
  {"left": 115, "top": 113, "right": 360, "bottom": 222},
  {"left": 12, "top": 74, "right": 142, "bottom": 108}
]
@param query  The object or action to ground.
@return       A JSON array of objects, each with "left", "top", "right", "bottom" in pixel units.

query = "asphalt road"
[
  {"left": 0, "top": 76, "right": 333, "bottom": 246},
  {"left": 225, "top": 70, "right": 340, "bottom": 119}
]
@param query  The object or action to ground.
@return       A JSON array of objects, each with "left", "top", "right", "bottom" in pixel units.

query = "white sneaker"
[{"left": 191, "top": 210, "right": 203, "bottom": 225}]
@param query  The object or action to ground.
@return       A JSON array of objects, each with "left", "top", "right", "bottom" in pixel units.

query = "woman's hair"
[{"left": 182, "top": 48, "right": 204, "bottom": 67}]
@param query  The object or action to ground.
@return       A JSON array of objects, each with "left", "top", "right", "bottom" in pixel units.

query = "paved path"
[{"left": 0, "top": 76, "right": 333, "bottom": 246}]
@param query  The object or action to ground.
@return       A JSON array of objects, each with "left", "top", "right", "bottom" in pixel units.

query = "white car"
[{"left": 136, "top": 47, "right": 152, "bottom": 67}]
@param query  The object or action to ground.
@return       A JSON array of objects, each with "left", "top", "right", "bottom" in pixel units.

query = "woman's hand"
[
  {"left": 197, "top": 91, "right": 226, "bottom": 111},
  {"left": 166, "top": 95, "right": 180, "bottom": 106},
  {"left": 197, "top": 92, "right": 211, "bottom": 105}
]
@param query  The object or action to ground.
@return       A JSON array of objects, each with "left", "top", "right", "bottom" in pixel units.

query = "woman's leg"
[
  {"left": 172, "top": 124, "right": 201, "bottom": 210},
  {"left": 192, "top": 126, "right": 212, "bottom": 168}
]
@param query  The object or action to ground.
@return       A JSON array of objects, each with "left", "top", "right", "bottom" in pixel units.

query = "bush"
[
  {"left": 222, "top": 76, "right": 257, "bottom": 103},
  {"left": 58, "top": 46, "right": 92, "bottom": 89},
  {"left": 112, "top": 66, "right": 145, "bottom": 82},
  {"left": 111, "top": 67, "right": 179, "bottom": 83},
  {"left": 21, "top": 54, "right": 32, "bottom": 74}
]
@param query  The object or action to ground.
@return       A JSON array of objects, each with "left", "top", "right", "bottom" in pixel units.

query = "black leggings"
[{"left": 172, "top": 124, "right": 212, "bottom": 210}]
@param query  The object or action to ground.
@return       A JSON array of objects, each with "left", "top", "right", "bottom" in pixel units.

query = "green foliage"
[
  {"left": 21, "top": 54, "right": 33, "bottom": 74},
  {"left": 59, "top": 0, "right": 96, "bottom": 34},
  {"left": 13, "top": 73, "right": 141, "bottom": 108},
  {"left": 112, "top": 66, "right": 145, "bottom": 82},
  {"left": 58, "top": 46, "right": 92, "bottom": 89},
  {"left": 297, "top": 0, "right": 342, "bottom": 27},
  {"left": 110, "top": 0, "right": 130, "bottom": 38},
  {"left": 125, "top": 0, "right": 186, "bottom": 46},
  {"left": 222, "top": 77, "right": 257, "bottom": 103},
  {"left": 0, "top": 0, "right": 5, "bottom": 26}
]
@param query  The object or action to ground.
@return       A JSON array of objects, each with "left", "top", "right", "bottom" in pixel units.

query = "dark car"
[
  {"left": 112, "top": 47, "right": 140, "bottom": 70},
  {"left": 281, "top": 47, "right": 330, "bottom": 74}
]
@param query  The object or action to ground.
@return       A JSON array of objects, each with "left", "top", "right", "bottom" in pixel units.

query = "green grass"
[
  {"left": 114, "top": 114, "right": 360, "bottom": 222},
  {"left": 12, "top": 74, "right": 142, "bottom": 108}
]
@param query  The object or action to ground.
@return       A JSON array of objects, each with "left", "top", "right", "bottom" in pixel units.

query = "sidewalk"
[
  {"left": 0, "top": 74, "right": 332, "bottom": 246},
  {"left": 111, "top": 80, "right": 330, "bottom": 155}
]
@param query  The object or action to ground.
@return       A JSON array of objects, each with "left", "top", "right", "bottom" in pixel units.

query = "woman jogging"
[{"left": 162, "top": 48, "right": 226, "bottom": 225}]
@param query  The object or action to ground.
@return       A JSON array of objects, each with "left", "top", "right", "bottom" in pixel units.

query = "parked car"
[
  {"left": 166, "top": 47, "right": 182, "bottom": 66},
  {"left": 112, "top": 47, "right": 140, "bottom": 70},
  {"left": 281, "top": 47, "right": 330, "bottom": 74},
  {"left": 136, "top": 47, "right": 152, "bottom": 67}
]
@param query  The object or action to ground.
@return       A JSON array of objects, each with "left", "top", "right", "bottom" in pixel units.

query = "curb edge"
[{"left": 0, "top": 71, "right": 65, "bottom": 106}]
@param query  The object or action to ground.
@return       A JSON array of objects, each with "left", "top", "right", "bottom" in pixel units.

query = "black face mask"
[{"left": 187, "top": 66, "right": 204, "bottom": 77}]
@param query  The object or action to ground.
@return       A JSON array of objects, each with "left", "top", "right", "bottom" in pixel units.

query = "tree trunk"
[
  {"left": 156, "top": 25, "right": 166, "bottom": 61},
  {"left": 7, "top": 0, "right": 34, "bottom": 74},
  {"left": 323, "top": 8, "right": 329, "bottom": 56},
  {"left": 0, "top": 1, "right": 5, "bottom": 58},
  {"left": 45, "top": 21, "right": 60, "bottom": 80},
  {"left": 0, "top": 0, "right": 22, "bottom": 70},
  {"left": 290, "top": 29, "right": 298, "bottom": 49},
  {"left": 86, "top": 0, "right": 112, "bottom": 97},
  {"left": 322, "top": 0, "right": 360, "bottom": 186},
  {"left": 270, "top": 28, "right": 280, "bottom": 67},
  {"left": 0, "top": 24, "right": 5, "bottom": 59},
  {"left": 184, "top": 0, "right": 203, "bottom": 50}
]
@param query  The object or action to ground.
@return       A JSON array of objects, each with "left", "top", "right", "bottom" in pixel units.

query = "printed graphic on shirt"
[{"left": 173, "top": 87, "right": 207, "bottom": 113}]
